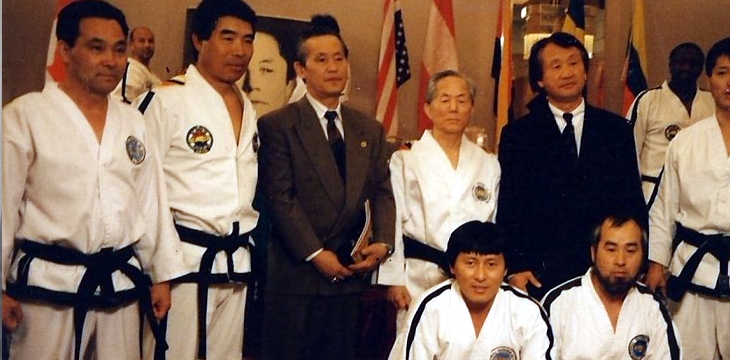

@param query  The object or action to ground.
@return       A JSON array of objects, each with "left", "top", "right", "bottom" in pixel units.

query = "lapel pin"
[{"left": 361, "top": 141, "right": 367, "bottom": 148}]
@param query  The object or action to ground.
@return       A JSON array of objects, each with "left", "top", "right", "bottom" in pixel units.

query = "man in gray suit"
[{"left": 257, "top": 14, "right": 396, "bottom": 360}]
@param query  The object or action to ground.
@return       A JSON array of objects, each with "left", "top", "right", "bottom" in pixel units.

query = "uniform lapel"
[{"left": 293, "top": 99, "right": 345, "bottom": 205}]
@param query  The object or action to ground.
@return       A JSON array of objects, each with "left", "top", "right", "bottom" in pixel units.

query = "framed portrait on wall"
[{"left": 183, "top": 12, "right": 309, "bottom": 116}]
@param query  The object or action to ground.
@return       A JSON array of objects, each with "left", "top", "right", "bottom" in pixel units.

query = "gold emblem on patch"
[
  {"left": 186, "top": 126, "right": 214, "bottom": 154},
  {"left": 472, "top": 182, "right": 491, "bottom": 202}
]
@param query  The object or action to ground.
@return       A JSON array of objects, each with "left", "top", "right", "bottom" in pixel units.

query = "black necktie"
[
  {"left": 325, "top": 110, "right": 346, "bottom": 180},
  {"left": 562, "top": 112, "right": 578, "bottom": 163}
]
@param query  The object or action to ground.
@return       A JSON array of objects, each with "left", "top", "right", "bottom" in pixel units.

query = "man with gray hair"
[{"left": 377, "top": 69, "right": 501, "bottom": 331}]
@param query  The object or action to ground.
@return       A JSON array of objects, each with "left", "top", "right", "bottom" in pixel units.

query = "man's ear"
[
  {"left": 423, "top": 102, "right": 433, "bottom": 120},
  {"left": 58, "top": 40, "right": 72, "bottom": 64},
  {"left": 192, "top": 34, "right": 204, "bottom": 53},
  {"left": 294, "top": 61, "right": 306, "bottom": 78},
  {"left": 590, "top": 246, "right": 596, "bottom": 263}
]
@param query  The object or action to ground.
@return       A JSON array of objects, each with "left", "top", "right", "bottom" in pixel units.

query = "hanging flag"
[
  {"left": 46, "top": 0, "right": 79, "bottom": 83},
  {"left": 620, "top": 0, "right": 648, "bottom": 114},
  {"left": 375, "top": 0, "right": 412, "bottom": 137},
  {"left": 494, "top": 0, "right": 513, "bottom": 148},
  {"left": 562, "top": 0, "right": 586, "bottom": 44},
  {"left": 417, "top": 0, "right": 459, "bottom": 134}
]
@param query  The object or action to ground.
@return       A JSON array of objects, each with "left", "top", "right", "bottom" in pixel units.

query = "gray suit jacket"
[{"left": 258, "top": 97, "right": 395, "bottom": 296}]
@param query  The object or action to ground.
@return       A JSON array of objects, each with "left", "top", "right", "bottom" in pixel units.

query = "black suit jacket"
[
  {"left": 497, "top": 94, "right": 645, "bottom": 293},
  {"left": 257, "top": 98, "right": 395, "bottom": 296}
]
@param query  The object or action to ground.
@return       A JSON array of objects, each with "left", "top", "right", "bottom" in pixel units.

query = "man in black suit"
[
  {"left": 257, "top": 15, "right": 396, "bottom": 360},
  {"left": 497, "top": 32, "right": 645, "bottom": 300}
]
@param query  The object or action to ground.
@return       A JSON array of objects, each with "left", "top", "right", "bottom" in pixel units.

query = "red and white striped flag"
[
  {"left": 375, "top": 0, "right": 412, "bottom": 137},
  {"left": 416, "top": 0, "right": 459, "bottom": 134},
  {"left": 46, "top": 0, "right": 78, "bottom": 83}
]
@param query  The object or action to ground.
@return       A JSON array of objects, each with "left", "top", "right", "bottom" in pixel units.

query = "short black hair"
[
  {"left": 56, "top": 0, "right": 129, "bottom": 48},
  {"left": 705, "top": 37, "right": 730, "bottom": 77},
  {"left": 295, "top": 14, "right": 349, "bottom": 65},
  {"left": 192, "top": 0, "right": 257, "bottom": 41},
  {"left": 589, "top": 213, "right": 648, "bottom": 268},
  {"left": 528, "top": 32, "right": 590, "bottom": 93},
  {"left": 443, "top": 221, "right": 505, "bottom": 276},
  {"left": 255, "top": 17, "right": 299, "bottom": 81},
  {"left": 669, "top": 42, "right": 704, "bottom": 64}
]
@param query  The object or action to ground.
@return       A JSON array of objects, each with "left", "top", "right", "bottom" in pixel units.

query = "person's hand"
[
  {"left": 312, "top": 250, "right": 354, "bottom": 283},
  {"left": 2, "top": 293, "right": 23, "bottom": 331},
  {"left": 386, "top": 286, "right": 411, "bottom": 310},
  {"left": 150, "top": 282, "right": 171, "bottom": 320},
  {"left": 348, "top": 243, "right": 390, "bottom": 274},
  {"left": 645, "top": 261, "right": 668, "bottom": 297},
  {"left": 508, "top": 271, "right": 542, "bottom": 292}
]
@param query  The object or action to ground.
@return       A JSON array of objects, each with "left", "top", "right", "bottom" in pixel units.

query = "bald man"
[{"left": 113, "top": 26, "right": 162, "bottom": 103}]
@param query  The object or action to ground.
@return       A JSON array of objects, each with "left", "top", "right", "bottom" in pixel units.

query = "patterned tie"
[
  {"left": 563, "top": 112, "right": 578, "bottom": 163},
  {"left": 325, "top": 110, "right": 346, "bottom": 180}
]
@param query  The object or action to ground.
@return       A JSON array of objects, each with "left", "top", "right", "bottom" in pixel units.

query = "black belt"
[
  {"left": 403, "top": 236, "right": 449, "bottom": 271},
  {"left": 174, "top": 223, "right": 252, "bottom": 360},
  {"left": 7, "top": 240, "right": 167, "bottom": 360},
  {"left": 666, "top": 223, "right": 730, "bottom": 301}
]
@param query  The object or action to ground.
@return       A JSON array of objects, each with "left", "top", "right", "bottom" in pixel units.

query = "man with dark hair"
[
  {"left": 377, "top": 70, "right": 500, "bottom": 332},
  {"left": 112, "top": 26, "right": 162, "bottom": 103},
  {"left": 258, "top": 14, "right": 395, "bottom": 360},
  {"left": 497, "top": 32, "right": 645, "bottom": 300},
  {"left": 626, "top": 42, "right": 714, "bottom": 208},
  {"left": 243, "top": 17, "right": 299, "bottom": 116},
  {"left": 646, "top": 37, "right": 730, "bottom": 360},
  {"left": 388, "top": 221, "right": 554, "bottom": 360},
  {"left": 134, "top": 0, "right": 259, "bottom": 358},
  {"left": 2, "top": 1, "right": 183, "bottom": 359},
  {"left": 542, "top": 214, "right": 681, "bottom": 360}
]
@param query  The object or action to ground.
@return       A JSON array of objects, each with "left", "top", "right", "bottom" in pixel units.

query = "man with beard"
[
  {"left": 542, "top": 214, "right": 681, "bottom": 360},
  {"left": 626, "top": 43, "right": 714, "bottom": 208}
]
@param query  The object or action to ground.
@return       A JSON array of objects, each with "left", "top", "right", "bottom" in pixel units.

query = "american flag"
[{"left": 375, "top": 0, "right": 412, "bottom": 137}]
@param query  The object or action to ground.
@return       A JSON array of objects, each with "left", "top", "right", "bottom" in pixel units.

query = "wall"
[{"left": 2, "top": 0, "right": 727, "bottom": 149}]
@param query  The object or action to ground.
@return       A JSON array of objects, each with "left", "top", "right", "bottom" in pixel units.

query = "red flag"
[
  {"left": 620, "top": 0, "right": 648, "bottom": 114},
  {"left": 375, "top": 0, "right": 412, "bottom": 137},
  {"left": 417, "top": 0, "right": 459, "bottom": 134},
  {"left": 46, "top": 0, "right": 79, "bottom": 83},
  {"left": 494, "top": 0, "right": 512, "bottom": 148}
]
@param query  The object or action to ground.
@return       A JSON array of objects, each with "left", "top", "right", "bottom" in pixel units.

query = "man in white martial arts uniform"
[
  {"left": 112, "top": 26, "right": 162, "bottom": 104},
  {"left": 1, "top": 1, "right": 184, "bottom": 359},
  {"left": 626, "top": 42, "right": 714, "bottom": 207},
  {"left": 389, "top": 221, "right": 554, "bottom": 360},
  {"left": 542, "top": 214, "right": 681, "bottom": 360},
  {"left": 377, "top": 70, "right": 500, "bottom": 328},
  {"left": 134, "top": 0, "right": 259, "bottom": 359},
  {"left": 646, "top": 37, "right": 730, "bottom": 360}
]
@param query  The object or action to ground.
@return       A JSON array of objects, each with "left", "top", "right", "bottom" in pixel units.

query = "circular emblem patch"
[
  {"left": 490, "top": 346, "right": 517, "bottom": 360},
  {"left": 125, "top": 136, "right": 146, "bottom": 165},
  {"left": 187, "top": 126, "right": 214, "bottom": 154},
  {"left": 628, "top": 334, "right": 650, "bottom": 359},
  {"left": 472, "top": 182, "right": 491, "bottom": 202},
  {"left": 664, "top": 124, "right": 681, "bottom": 141}
]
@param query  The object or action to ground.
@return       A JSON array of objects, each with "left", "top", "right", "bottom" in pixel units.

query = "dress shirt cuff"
[{"left": 305, "top": 248, "right": 323, "bottom": 262}]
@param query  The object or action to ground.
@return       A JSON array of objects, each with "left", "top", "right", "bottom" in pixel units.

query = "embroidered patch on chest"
[
  {"left": 125, "top": 136, "right": 146, "bottom": 164},
  {"left": 490, "top": 346, "right": 517, "bottom": 360},
  {"left": 186, "top": 125, "right": 214, "bottom": 154},
  {"left": 628, "top": 334, "right": 650, "bottom": 359},
  {"left": 472, "top": 182, "right": 491, "bottom": 202}
]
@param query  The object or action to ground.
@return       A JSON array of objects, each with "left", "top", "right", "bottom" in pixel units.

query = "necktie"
[
  {"left": 325, "top": 110, "right": 346, "bottom": 180},
  {"left": 562, "top": 112, "right": 578, "bottom": 163}
]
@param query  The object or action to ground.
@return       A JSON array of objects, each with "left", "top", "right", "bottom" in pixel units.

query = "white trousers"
[
  {"left": 670, "top": 292, "right": 730, "bottom": 360},
  {"left": 10, "top": 299, "right": 140, "bottom": 360},
  {"left": 145, "top": 282, "right": 247, "bottom": 360}
]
